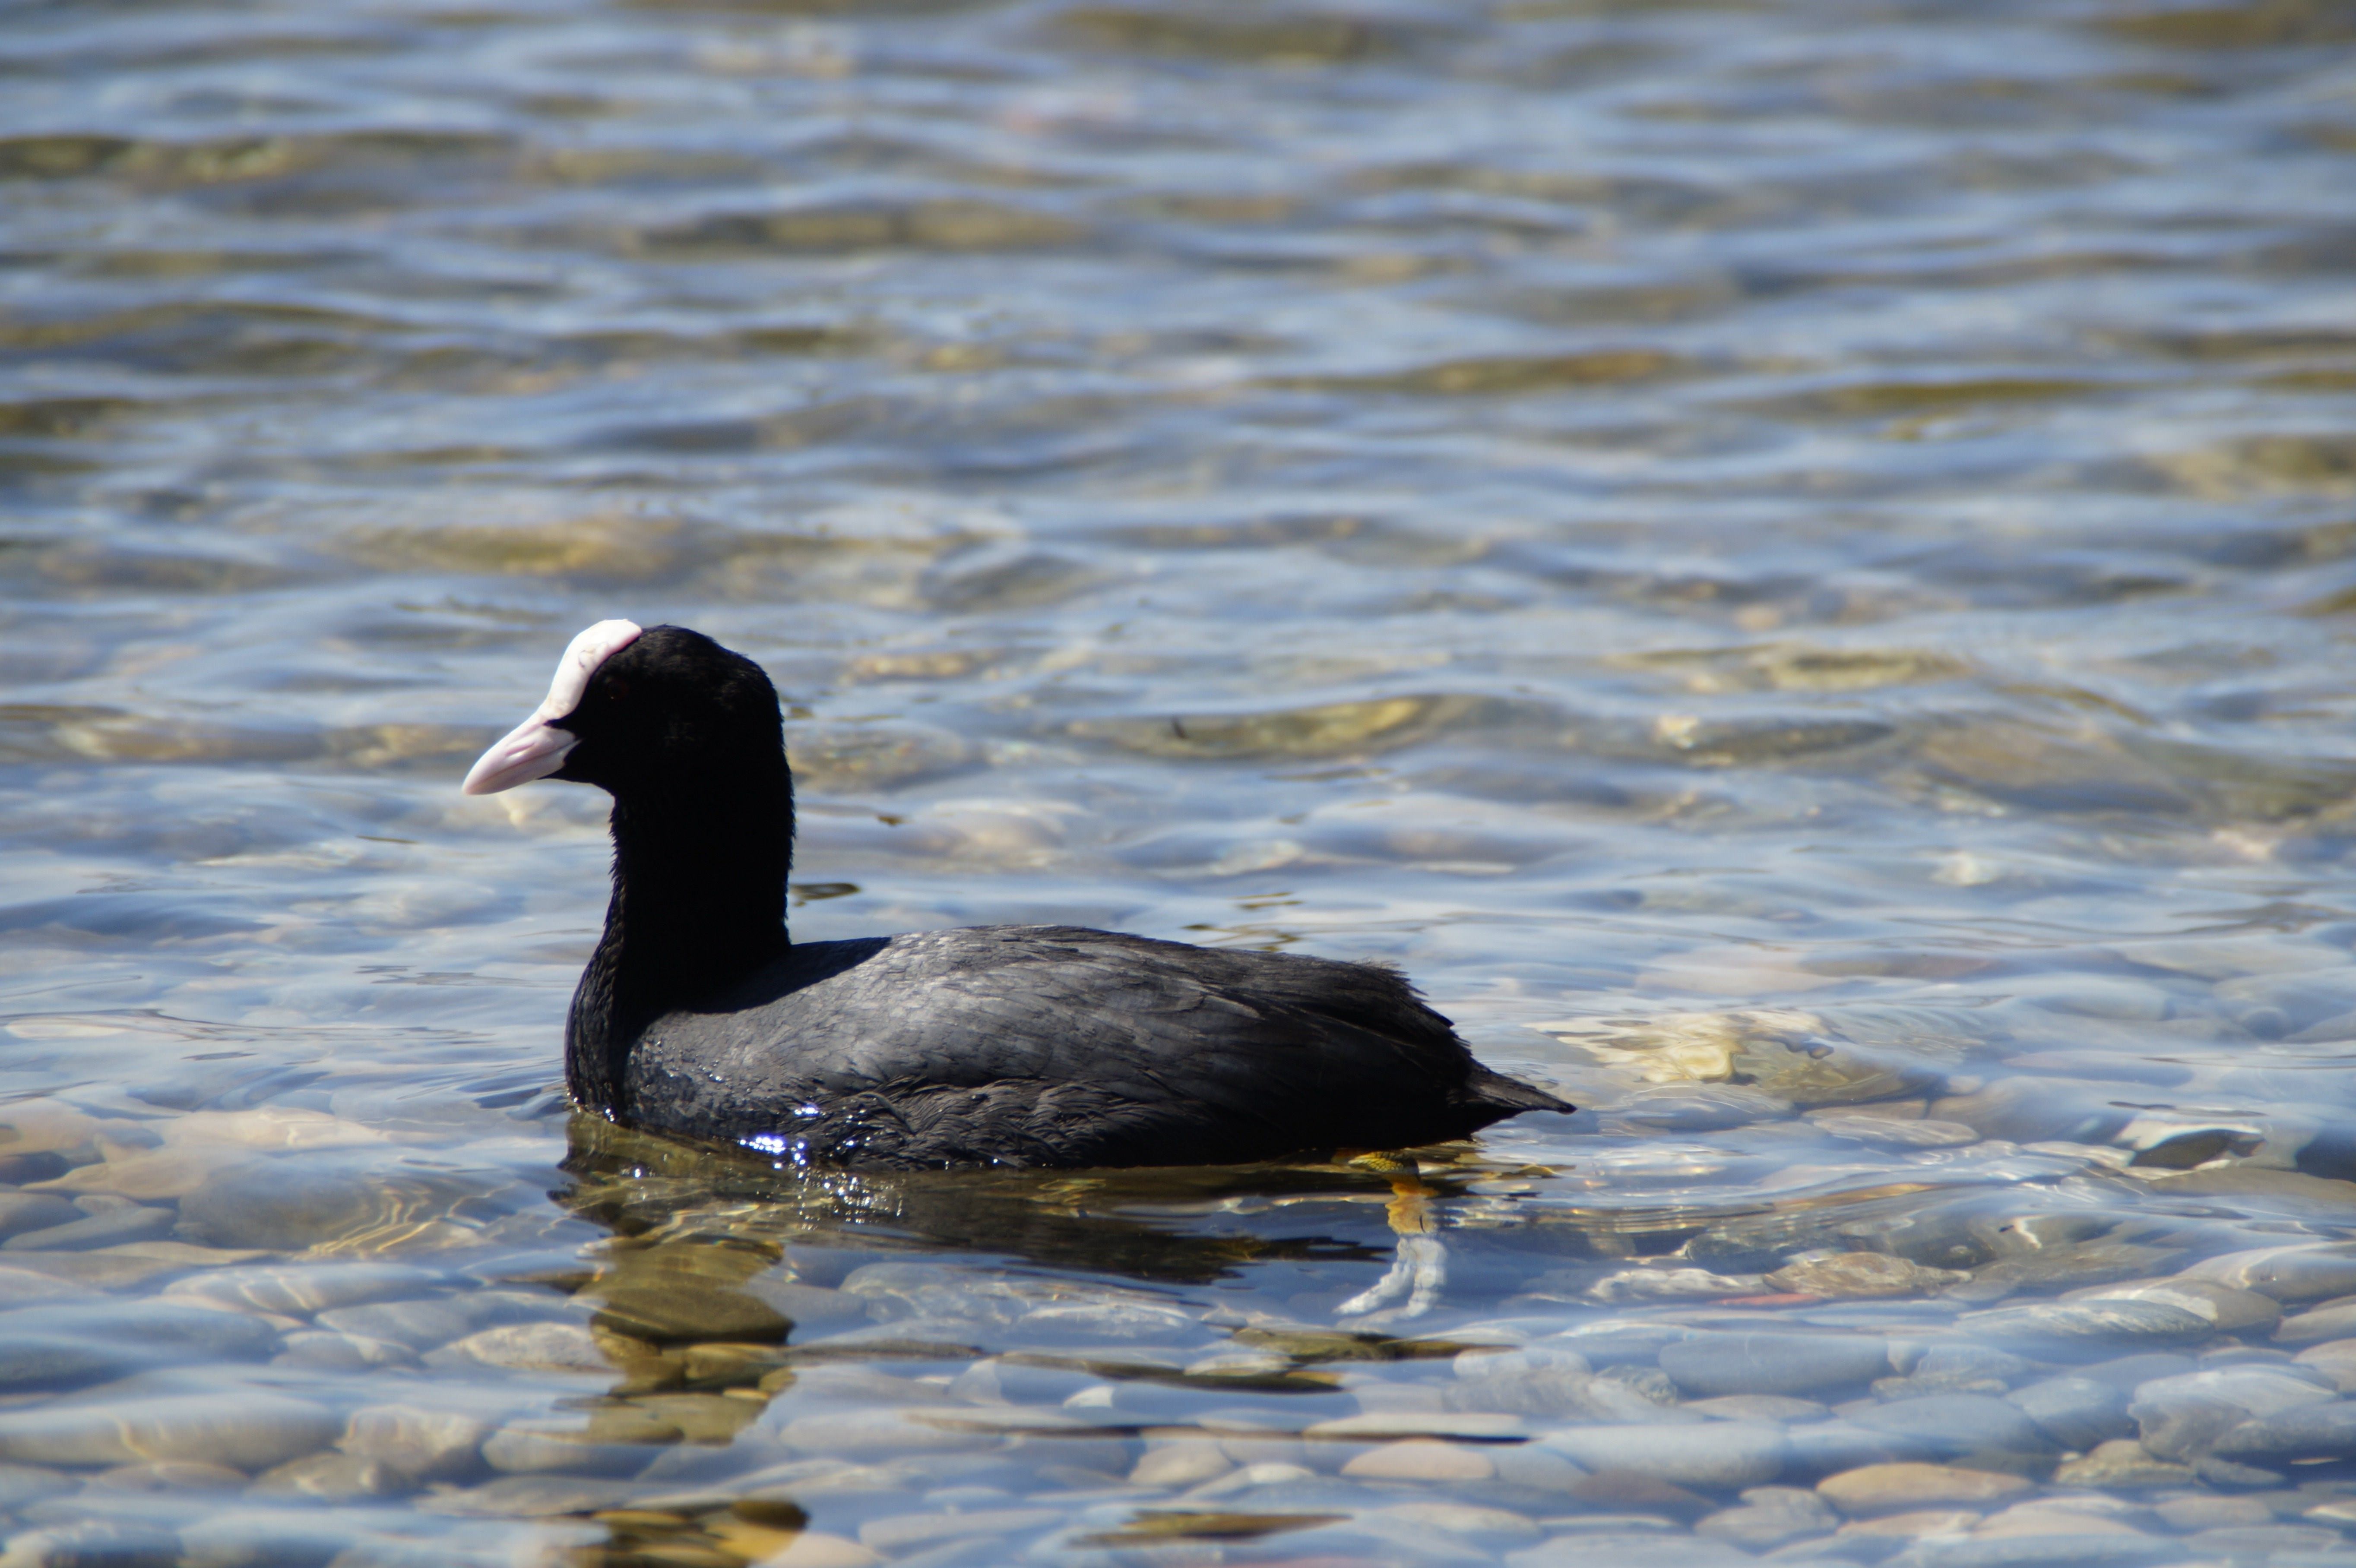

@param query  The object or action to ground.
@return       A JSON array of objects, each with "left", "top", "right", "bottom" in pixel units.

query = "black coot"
[{"left": 464, "top": 622, "right": 1572, "bottom": 1170}]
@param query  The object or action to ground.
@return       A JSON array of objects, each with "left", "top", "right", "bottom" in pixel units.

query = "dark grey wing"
[{"left": 624, "top": 925, "right": 1567, "bottom": 1169}]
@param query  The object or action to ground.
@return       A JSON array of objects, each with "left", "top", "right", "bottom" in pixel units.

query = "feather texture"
[{"left": 622, "top": 925, "right": 1570, "bottom": 1169}]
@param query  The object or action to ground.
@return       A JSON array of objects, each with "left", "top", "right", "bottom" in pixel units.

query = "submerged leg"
[{"left": 1336, "top": 1170, "right": 1447, "bottom": 1322}]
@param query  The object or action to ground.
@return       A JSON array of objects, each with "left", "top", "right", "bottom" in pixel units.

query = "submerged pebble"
[
  {"left": 162, "top": 1262, "right": 445, "bottom": 1317},
  {"left": 0, "top": 1391, "right": 339, "bottom": 1469},
  {"left": 340, "top": 1404, "right": 493, "bottom": 1483},
  {"left": 1768, "top": 1253, "right": 1970, "bottom": 1299},
  {"left": 1659, "top": 1332, "right": 1894, "bottom": 1397},
  {"left": 2186, "top": 1245, "right": 2356, "bottom": 1303},
  {"left": 1957, "top": 1298, "right": 2214, "bottom": 1350},
  {"left": 1540, "top": 1421, "right": 1788, "bottom": 1489},
  {"left": 2005, "top": 1376, "right": 2132, "bottom": 1449}
]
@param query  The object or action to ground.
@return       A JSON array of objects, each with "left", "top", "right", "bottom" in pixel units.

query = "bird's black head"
[{"left": 463, "top": 620, "right": 785, "bottom": 802}]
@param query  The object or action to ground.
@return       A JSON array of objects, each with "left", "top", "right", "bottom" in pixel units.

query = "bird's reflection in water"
[
  {"left": 554, "top": 1109, "right": 1465, "bottom": 1328},
  {"left": 531, "top": 1115, "right": 1501, "bottom": 1565}
]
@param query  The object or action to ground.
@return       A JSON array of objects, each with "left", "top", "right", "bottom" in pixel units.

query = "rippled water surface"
[{"left": 7, "top": 0, "right": 2356, "bottom": 1564}]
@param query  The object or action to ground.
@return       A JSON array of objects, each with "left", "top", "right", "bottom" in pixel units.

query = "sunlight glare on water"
[{"left": 5, "top": 0, "right": 2356, "bottom": 1564}]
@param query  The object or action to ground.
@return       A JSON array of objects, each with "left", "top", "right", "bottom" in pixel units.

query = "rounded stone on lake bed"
[
  {"left": 274, "top": 1328, "right": 417, "bottom": 1370},
  {"left": 2200, "top": 1454, "right": 2293, "bottom": 1489},
  {"left": 679, "top": 1340, "right": 788, "bottom": 1385},
  {"left": 1130, "top": 1440, "right": 1231, "bottom": 1488},
  {"left": 1688, "top": 1395, "right": 1831, "bottom": 1422},
  {"left": 0, "top": 1391, "right": 340, "bottom": 1470},
  {"left": 1768, "top": 1253, "right": 1968, "bottom": 1299},
  {"left": 0, "top": 1266, "right": 94, "bottom": 1308},
  {"left": 752, "top": 1533, "right": 880, "bottom": 1568},
  {"left": 1973, "top": 1502, "right": 2149, "bottom": 1540},
  {"left": 89, "top": 1459, "right": 245, "bottom": 1492},
  {"left": 1540, "top": 1421, "right": 1786, "bottom": 1489},
  {"left": 1304, "top": 1410, "right": 1526, "bottom": 1442},
  {"left": 2185, "top": 1244, "right": 2356, "bottom": 1304},
  {"left": 435, "top": 1321, "right": 609, "bottom": 1373},
  {"left": 1341, "top": 1439, "right": 1496, "bottom": 1482},
  {"left": 1930, "top": 1079, "right": 2129, "bottom": 1146},
  {"left": 1, "top": 1524, "right": 185, "bottom": 1568},
  {"left": 1506, "top": 1531, "right": 1755, "bottom": 1568},
  {"left": 1589, "top": 1266, "right": 1767, "bottom": 1303},
  {"left": 1912, "top": 1344, "right": 2036, "bottom": 1382},
  {"left": 1875, "top": 1371, "right": 2009, "bottom": 1401},
  {"left": 2201, "top": 1456, "right": 2288, "bottom": 1492},
  {"left": 1184, "top": 1460, "right": 1317, "bottom": 1499},
  {"left": 2159, "top": 1494, "right": 2273, "bottom": 1530},
  {"left": 1561, "top": 1469, "right": 1713, "bottom": 1522},
  {"left": 2209, "top": 1399, "right": 2356, "bottom": 1461},
  {"left": 340, "top": 1404, "right": 490, "bottom": 1482},
  {"left": 2186, "top": 1523, "right": 2346, "bottom": 1557},
  {"left": 1446, "top": 1344, "right": 1616, "bottom": 1413},
  {"left": 0, "top": 1194, "right": 81, "bottom": 1241},
  {"left": 627, "top": 1392, "right": 762, "bottom": 1443},
  {"left": 2135, "top": 1396, "right": 2299, "bottom": 1463},
  {"left": 0, "top": 1203, "right": 173, "bottom": 1252},
  {"left": 2296, "top": 1337, "right": 2356, "bottom": 1391},
  {"left": 1817, "top": 1463, "right": 2033, "bottom": 1516},
  {"left": 1837, "top": 1507, "right": 1985, "bottom": 1538},
  {"left": 2147, "top": 1165, "right": 2356, "bottom": 1210},
  {"left": 314, "top": 1292, "right": 553, "bottom": 1351},
  {"left": 1488, "top": 1444, "right": 1588, "bottom": 1493},
  {"left": 1851, "top": 1394, "right": 2052, "bottom": 1460},
  {"left": 163, "top": 1262, "right": 446, "bottom": 1318},
  {"left": 754, "top": 1525, "right": 876, "bottom": 1563},
  {"left": 2050, "top": 1438, "right": 2195, "bottom": 1489},
  {"left": 0, "top": 1334, "right": 134, "bottom": 1394},
  {"left": 1781, "top": 1418, "right": 1916, "bottom": 1477},
  {"left": 2004, "top": 1376, "right": 2131, "bottom": 1450},
  {"left": 1212, "top": 1432, "right": 1312, "bottom": 1469},
  {"left": 481, "top": 1422, "right": 665, "bottom": 1475},
  {"left": 2067, "top": 1277, "right": 2280, "bottom": 1334},
  {"left": 1697, "top": 1498, "right": 1835, "bottom": 1550},
  {"left": 591, "top": 1284, "right": 790, "bottom": 1345},
  {"left": 1954, "top": 1297, "right": 2213, "bottom": 1347},
  {"left": 1016, "top": 1300, "right": 1199, "bottom": 1341},
  {"left": 8, "top": 1246, "right": 218, "bottom": 1290},
  {"left": 1378, "top": 1499, "right": 1542, "bottom": 1540},
  {"left": 1448, "top": 1363, "right": 1674, "bottom": 1423},
  {"left": 2134, "top": 1364, "right": 2335, "bottom": 1418},
  {"left": 175, "top": 1157, "right": 445, "bottom": 1251},
  {"left": 582, "top": 1404, "right": 692, "bottom": 1445},
  {"left": 1659, "top": 1331, "right": 1893, "bottom": 1397},
  {"left": 1182, "top": 1347, "right": 1292, "bottom": 1377},
  {"left": 2273, "top": 1298, "right": 2356, "bottom": 1346},
  {"left": 251, "top": 1450, "right": 407, "bottom": 1500},
  {"left": 2076, "top": 1351, "right": 2195, "bottom": 1388}
]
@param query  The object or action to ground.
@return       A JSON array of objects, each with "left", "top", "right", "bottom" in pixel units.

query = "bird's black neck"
[{"left": 566, "top": 767, "right": 793, "bottom": 1114}]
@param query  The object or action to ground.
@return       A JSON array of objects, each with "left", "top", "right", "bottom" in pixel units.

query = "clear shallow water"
[{"left": 5, "top": 0, "right": 2356, "bottom": 1563}]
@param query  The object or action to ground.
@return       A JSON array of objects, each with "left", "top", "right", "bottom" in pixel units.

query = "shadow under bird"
[{"left": 463, "top": 621, "right": 1572, "bottom": 1171}]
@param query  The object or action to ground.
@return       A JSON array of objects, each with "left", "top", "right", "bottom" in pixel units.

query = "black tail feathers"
[{"left": 1463, "top": 1064, "right": 1574, "bottom": 1118}]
